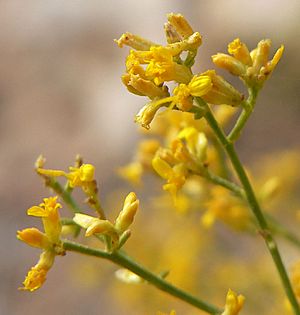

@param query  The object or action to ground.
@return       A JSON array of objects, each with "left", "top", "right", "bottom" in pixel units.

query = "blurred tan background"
[{"left": 1, "top": 1, "right": 299, "bottom": 314}]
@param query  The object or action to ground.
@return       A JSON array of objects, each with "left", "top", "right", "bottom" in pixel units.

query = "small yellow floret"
[
  {"left": 68, "top": 164, "right": 95, "bottom": 188},
  {"left": 173, "top": 75, "right": 212, "bottom": 111},
  {"left": 21, "top": 266, "right": 48, "bottom": 292}
]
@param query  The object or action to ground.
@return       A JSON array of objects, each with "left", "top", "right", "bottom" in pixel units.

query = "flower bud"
[{"left": 115, "top": 192, "right": 139, "bottom": 233}]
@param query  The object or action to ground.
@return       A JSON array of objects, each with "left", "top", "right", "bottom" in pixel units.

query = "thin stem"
[
  {"left": 63, "top": 240, "right": 222, "bottom": 315},
  {"left": 199, "top": 99, "right": 300, "bottom": 315},
  {"left": 227, "top": 88, "right": 258, "bottom": 142},
  {"left": 47, "top": 178, "right": 82, "bottom": 213},
  {"left": 203, "top": 169, "right": 244, "bottom": 197}
]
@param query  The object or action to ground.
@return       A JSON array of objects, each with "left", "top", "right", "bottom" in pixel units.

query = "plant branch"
[
  {"left": 227, "top": 88, "right": 258, "bottom": 142},
  {"left": 63, "top": 240, "right": 222, "bottom": 315}
]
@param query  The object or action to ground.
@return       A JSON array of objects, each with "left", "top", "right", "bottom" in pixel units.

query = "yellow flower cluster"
[
  {"left": 17, "top": 197, "right": 65, "bottom": 291},
  {"left": 116, "top": 13, "right": 243, "bottom": 129},
  {"left": 152, "top": 126, "right": 208, "bottom": 202},
  {"left": 212, "top": 38, "right": 284, "bottom": 89}
]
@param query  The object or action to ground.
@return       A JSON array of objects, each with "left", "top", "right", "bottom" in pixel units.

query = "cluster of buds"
[
  {"left": 116, "top": 13, "right": 246, "bottom": 129},
  {"left": 212, "top": 38, "right": 284, "bottom": 90},
  {"left": 17, "top": 197, "right": 65, "bottom": 291},
  {"left": 152, "top": 126, "right": 208, "bottom": 202},
  {"left": 73, "top": 192, "right": 139, "bottom": 251}
]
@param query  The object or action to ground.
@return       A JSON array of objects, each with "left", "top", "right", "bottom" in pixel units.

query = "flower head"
[
  {"left": 212, "top": 38, "right": 284, "bottom": 89},
  {"left": 17, "top": 196, "right": 64, "bottom": 291}
]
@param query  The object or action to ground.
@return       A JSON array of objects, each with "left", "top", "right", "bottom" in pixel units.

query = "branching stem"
[
  {"left": 63, "top": 240, "right": 222, "bottom": 315},
  {"left": 199, "top": 98, "right": 300, "bottom": 315}
]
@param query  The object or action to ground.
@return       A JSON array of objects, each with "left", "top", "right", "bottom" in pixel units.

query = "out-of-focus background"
[{"left": 1, "top": 1, "right": 299, "bottom": 314}]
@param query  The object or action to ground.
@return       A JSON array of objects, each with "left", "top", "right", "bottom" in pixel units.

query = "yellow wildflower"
[
  {"left": 17, "top": 196, "right": 64, "bottom": 291},
  {"left": 134, "top": 74, "right": 212, "bottom": 128},
  {"left": 173, "top": 75, "right": 212, "bottom": 111},
  {"left": 221, "top": 289, "right": 245, "bottom": 315},
  {"left": 146, "top": 46, "right": 192, "bottom": 85},
  {"left": 37, "top": 163, "right": 95, "bottom": 189},
  {"left": 152, "top": 155, "right": 187, "bottom": 202},
  {"left": 36, "top": 160, "right": 105, "bottom": 216},
  {"left": 67, "top": 164, "right": 95, "bottom": 188}
]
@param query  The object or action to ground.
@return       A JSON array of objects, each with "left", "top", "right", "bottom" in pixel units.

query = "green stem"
[
  {"left": 227, "top": 88, "right": 258, "bottom": 142},
  {"left": 199, "top": 100, "right": 300, "bottom": 315},
  {"left": 63, "top": 240, "right": 222, "bottom": 315},
  {"left": 203, "top": 169, "right": 244, "bottom": 197},
  {"left": 47, "top": 178, "right": 82, "bottom": 213}
]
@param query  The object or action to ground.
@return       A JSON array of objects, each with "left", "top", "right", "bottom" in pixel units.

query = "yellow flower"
[
  {"left": 152, "top": 155, "right": 187, "bottom": 202},
  {"left": 17, "top": 196, "right": 64, "bottom": 291},
  {"left": 37, "top": 163, "right": 95, "bottom": 189},
  {"left": 145, "top": 46, "right": 192, "bottom": 85},
  {"left": 173, "top": 75, "right": 212, "bottom": 111},
  {"left": 221, "top": 289, "right": 245, "bottom": 315},
  {"left": 67, "top": 164, "right": 95, "bottom": 188},
  {"left": 177, "top": 127, "right": 208, "bottom": 162},
  {"left": 134, "top": 74, "right": 212, "bottom": 128}
]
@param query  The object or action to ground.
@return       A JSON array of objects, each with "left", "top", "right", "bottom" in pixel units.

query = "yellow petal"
[
  {"left": 17, "top": 228, "right": 49, "bottom": 249},
  {"left": 152, "top": 156, "right": 174, "bottom": 179}
]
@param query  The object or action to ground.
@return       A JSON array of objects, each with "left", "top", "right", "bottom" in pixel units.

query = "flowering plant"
[{"left": 18, "top": 13, "right": 300, "bottom": 315}]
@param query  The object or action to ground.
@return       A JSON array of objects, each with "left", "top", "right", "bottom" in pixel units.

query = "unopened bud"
[{"left": 115, "top": 192, "right": 139, "bottom": 233}]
